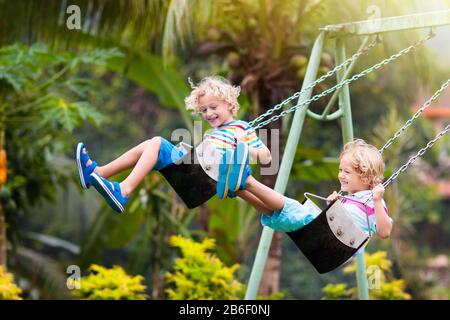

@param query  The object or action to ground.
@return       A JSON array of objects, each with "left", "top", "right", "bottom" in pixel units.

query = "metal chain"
[
  {"left": 251, "top": 34, "right": 433, "bottom": 130},
  {"left": 380, "top": 78, "right": 450, "bottom": 153},
  {"left": 248, "top": 38, "right": 379, "bottom": 127},
  {"left": 383, "top": 123, "right": 450, "bottom": 188}
]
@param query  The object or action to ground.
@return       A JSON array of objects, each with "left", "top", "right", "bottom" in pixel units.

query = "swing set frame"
[{"left": 244, "top": 9, "right": 450, "bottom": 300}]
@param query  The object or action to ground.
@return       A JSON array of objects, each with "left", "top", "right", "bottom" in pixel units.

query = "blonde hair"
[
  {"left": 185, "top": 76, "right": 240, "bottom": 115},
  {"left": 340, "top": 138, "right": 385, "bottom": 189}
]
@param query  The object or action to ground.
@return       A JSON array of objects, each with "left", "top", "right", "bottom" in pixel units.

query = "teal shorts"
[
  {"left": 260, "top": 197, "right": 320, "bottom": 233},
  {"left": 153, "top": 138, "right": 187, "bottom": 171}
]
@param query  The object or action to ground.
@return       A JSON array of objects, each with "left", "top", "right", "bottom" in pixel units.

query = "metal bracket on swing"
[
  {"left": 159, "top": 140, "right": 221, "bottom": 209},
  {"left": 303, "top": 192, "right": 368, "bottom": 249},
  {"left": 285, "top": 192, "right": 369, "bottom": 273}
]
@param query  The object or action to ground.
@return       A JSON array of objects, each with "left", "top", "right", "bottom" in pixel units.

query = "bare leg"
[
  {"left": 243, "top": 175, "right": 285, "bottom": 212},
  {"left": 119, "top": 137, "right": 162, "bottom": 197},
  {"left": 236, "top": 190, "right": 272, "bottom": 214},
  {"left": 83, "top": 137, "right": 161, "bottom": 179}
]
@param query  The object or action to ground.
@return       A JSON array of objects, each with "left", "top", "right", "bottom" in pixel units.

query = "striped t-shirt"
[
  {"left": 339, "top": 190, "right": 392, "bottom": 236},
  {"left": 204, "top": 120, "right": 264, "bottom": 154}
]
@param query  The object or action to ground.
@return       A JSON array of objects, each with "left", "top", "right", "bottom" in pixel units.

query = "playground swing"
[
  {"left": 286, "top": 78, "right": 450, "bottom": 274},
  {"left": 160, "top": 33, "right": 429, "bottom": 209}
]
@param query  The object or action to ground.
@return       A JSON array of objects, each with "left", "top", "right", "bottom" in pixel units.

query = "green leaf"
[
  {"left": 39, "top": 98, "right": 103, "bottom": 132},
  {"left": 0, "top": 66, "right": 25, "bottom": 91},
  {"left": 107, "top": 49, "right": 193, "bottom": 130},
  {"left": 293, "top": 159, "right": 339, "bottom": 183}
]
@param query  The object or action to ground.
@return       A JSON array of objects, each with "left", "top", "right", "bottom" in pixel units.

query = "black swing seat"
[
  {"left": 286, "top": 196, "right": 369, "bottom": 274},
  {"left": 159, "top": 140, "right": 220, "bottom": 209}
]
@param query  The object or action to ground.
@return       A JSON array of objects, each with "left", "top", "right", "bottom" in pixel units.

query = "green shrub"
[
  {"left": 165, "top": 235, "right": 244, "bottom": 299},
  {"left": 322, "top": 251, "right": 411, "bottom": 300},
  {"left": 0, "top": 266, "right": 22, "bottom": 300},
  {"left": 71, "top": 264, "right": 147, "bottom": 300},
  {"left": 321, "top": 283, "right": 352, "bottom": 300}
]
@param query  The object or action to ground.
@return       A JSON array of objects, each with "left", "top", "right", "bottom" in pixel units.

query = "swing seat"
[
  {"left": 286, "top": 198, "right": 369, "bottom": 274},
  {"left": 159, "top": 140, "right": 221, "bottom": 209}
]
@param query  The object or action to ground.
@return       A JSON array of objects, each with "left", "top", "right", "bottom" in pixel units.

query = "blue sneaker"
[
  {"left": 90, "top": 172, "right": 128, "bottom": 213},
  {"left": 227, "top": 190, "right": 237, "bottom": 198},
  {"left": 228, "top": 142, "right": 249, "bottom": 192},
  {"left": 76, "top": 142, "right": 97, "bottom": 189},
  {"left": 226, "top": 166, "right": 252, "bottom": 198},
  {"left": 216, "top": 149, "right": 233, "bottom": 199}
]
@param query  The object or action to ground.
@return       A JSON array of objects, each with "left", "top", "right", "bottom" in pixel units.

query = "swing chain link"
[
  {"left": 249, "top": 38, "right": 379, "bottom": 128},
  {"left": 251, "top": 34, "right": 433, "bottom": 131},
  {"left": 380, "top": 78, "right": 450, "bottom": 153},
  {"left": 383, "top": 123, "right": 450, "bottom": 188}
]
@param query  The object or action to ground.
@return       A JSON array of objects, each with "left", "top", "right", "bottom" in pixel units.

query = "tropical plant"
[
  {"left": 370, "top": 107, "right": 445, "bottom": 298},
  {"left": 0, "top": 42, "right": 120, "bottom": 269},
  {"left": 321, "top": 251, "right": 411, "bottom": 300},
  {"left": 0, "top": 265, "right": 22, "bottom": 300},
  {"left": 321, "top": 283, "right": 351, "bottom": 300},
  {"left": 71, "top": 264, "right": 147, "bottom": 300},
  {"left": 79, "top": 172, "right": 196, "bottom": 299},
  {"left": 165, "top": 235, "right": 245, "bottom": 299}
]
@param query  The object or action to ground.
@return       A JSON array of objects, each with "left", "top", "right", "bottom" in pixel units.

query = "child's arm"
[
  {"left": 248, "top": 145, "right": 271, "bottom": 164},
  {"left": 326, "top": 191, "right": 339, "bottom": 205},
  {"left": 236, "top": 129, "right": 272, "bottom": 164},
  {"left": 372, "top": 184, "right": 392, "bottom": 239}
]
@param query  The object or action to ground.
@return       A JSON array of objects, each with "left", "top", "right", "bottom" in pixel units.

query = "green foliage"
[
  {"left": 343, "top": 251, "right": 392, "bottom": 279},
  {"left": 0, "top": 42, "right": 122, "bottom": 298},
  {"left": 321, "top": 251, "right": 411, "bottom": 300},
  {"left": 206, "top": 196, "right": 259, "bottom": 265},
  {"left": 71, "top": 264, "right": 147, "bottom": 300},
  {"left": 79, "top": 173, "right": 196, "bottom": 300},
  {"left": 165, "top": 235, "right": 244, "bottom": 300},
  {"left": 0, "top": 42, "right": 121, "bottom": 207},
  {"left": 370, "top": 280, "right": 411, "bottom": 300},
  {"left": 321, "top": 283, "right": 351, "bottom": 300},
  {"left": 292, "top": 146, "right": 339, "bottom": 183},
  {"left": 0, "top": 43, "right": 121, "bottom": 131},
  {"left": 0, "top": 266, "right": 22, "bottom": 300}
]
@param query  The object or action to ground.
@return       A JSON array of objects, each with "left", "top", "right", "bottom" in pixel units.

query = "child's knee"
[
  {"left": 245, "top": 175, "right": 256, "bottom": 188},
  {"left": 147, "top": 136, "right": 162, "bottom": 147}
]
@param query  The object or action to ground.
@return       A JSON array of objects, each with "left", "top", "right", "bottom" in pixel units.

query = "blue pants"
[
  {"left": 260, "top": 197, "right": 320, "bottom": 233},
  {"left": 153, "top": 138, "right": 186, "bottom": 171}
]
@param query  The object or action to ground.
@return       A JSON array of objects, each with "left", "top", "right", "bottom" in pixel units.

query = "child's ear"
[{"left": 364, "top": 175, "right": 374, "bottom": 187}]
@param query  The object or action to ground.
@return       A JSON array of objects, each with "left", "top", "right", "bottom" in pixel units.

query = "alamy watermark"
[
  {"left": 367, "top": 264, "right": 382, "bottom": 290},
  {"left": 66, "top": 265, "right": 81, "bottom": 290},
  {"left": 65, "top": 5, "right": 81, "bottom": 30},
  {"left": 170, "top": 120, "right": 280, "bottom": 176}
]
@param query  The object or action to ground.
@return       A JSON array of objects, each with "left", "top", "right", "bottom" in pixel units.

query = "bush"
[
  {"left": 0, "top": 266, "right": 22, "bottom": 300},
  {"left": 321, "top": 251, "right": 411, "bottom": 300},
  {"left": 165, "top": 235, "right": 244, "bottom": 299},
  {"left": 71, "top": 264, "right": 147, "bottom": 300}
]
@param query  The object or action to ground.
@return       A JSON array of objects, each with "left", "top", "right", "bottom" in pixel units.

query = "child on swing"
[
  {"left": 76, "top": 76, "right": 271, "bottom": 212},
  {"left": 223, "top": 138, "right": 392, "bottom": 238}
]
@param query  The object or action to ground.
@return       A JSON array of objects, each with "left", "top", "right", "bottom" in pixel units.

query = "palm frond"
[{"left": 13, "top": 246, "right": 72, "bottom": 299}]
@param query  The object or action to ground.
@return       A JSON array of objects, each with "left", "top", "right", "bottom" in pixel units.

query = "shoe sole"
[
  {"left": 217, "top": 151, "right": 233, "bottom": 199},
  {"left": 229, "top": 143, "right": 248, "bottom": 192},
  {"left": 91, "top": 173, "right": 124, "bottom": 213},
  {"left": 76, "top": 143, "right": 88, "bottom": 189}
]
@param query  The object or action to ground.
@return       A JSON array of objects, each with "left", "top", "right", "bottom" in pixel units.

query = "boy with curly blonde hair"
[{"left": 76, "top": 76, "right": 270, "bottom": 212}]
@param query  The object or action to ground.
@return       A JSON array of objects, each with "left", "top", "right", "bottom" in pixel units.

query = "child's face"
[
  {"left": 338, "top": 154, "right": 370, "bottom": 193},
  {"left": 198, "top": 94, "right": 235, "bottom": 128}
]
